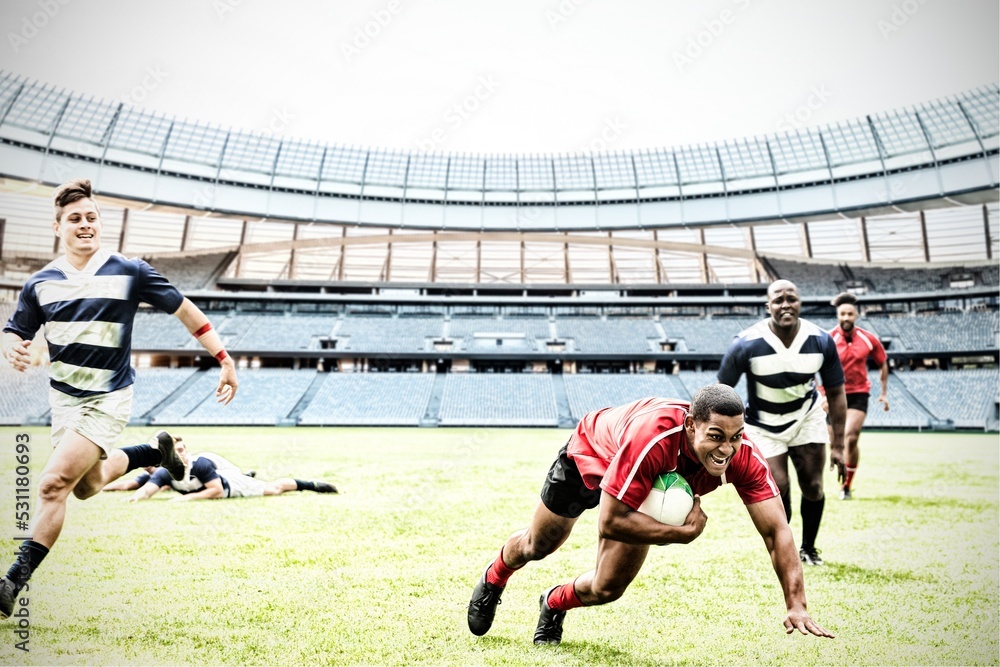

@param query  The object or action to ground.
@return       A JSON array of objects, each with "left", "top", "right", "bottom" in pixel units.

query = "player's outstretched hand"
[
  {"left": 4, "top": 339, "right": 31, "bottom": 372},
  {"left": 878, "top": 395, "right": 890, "bottom": 412},
  {"left": 216, "top": 361, "right": 238, "bottom": 405},
  {"left": 783, "top": 609, "right": 835, "bottom": 638}
]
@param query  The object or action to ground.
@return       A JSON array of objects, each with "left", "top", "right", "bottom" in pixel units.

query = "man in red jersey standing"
[
  {"left": 466, "top": 384, "right": 834, "bottom": 645},
  {"left": 825, "top": 292, "right": 889, "bottom": 500}
]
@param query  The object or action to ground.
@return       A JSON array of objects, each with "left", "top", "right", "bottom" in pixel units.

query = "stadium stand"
[
  {"left": 555, "top": 316, "right": 661, "bottom": 354},
  {"left": 129, "top": 368, "right": 199, "bottom": 422},
  {"left": 338, "top": 314, "right": 444, "bottom": 353},
  {"left": 809, "top": 317, "right": 839, "bottom": 332},
  {"left": 298, "top": 372, "right": 436, "bottom": 425},
  {"left": 865, "top": 311, "right": 998, "bottom": 353},
  {"left": 0, "top": 302, "right": 15, "bottom": 328},
  {"left": 661, "top": 318, "right": 758, "bottom": 354},
  {"left": 849, "top": 263, "right": 997, "bottom": 294},
  {"left": 893, "top": 368, "right": 999, "bottom": 429},
  {"left": 152, "top": 369, "right": 314, "bottom": 425},
  {"left": 0, "top": 365, "right": 50, "bottom": 425},
  {"left": 981, "top": 264, "right": 999, "bottom": 288},
  {"left": 449, "top": 316, "right": 551, "bottom": 337},
  {"left": 233, "top": 313, "right": 339, "bottom": 351},
  {"left": 678, "top": 370, "right": 749, "bottom": 403},
  {"left": 765, "top": 258, "right": 849, "bottom": 295},
  {"left": 450, "top": 316, "right": 552, "bottom": 354},
  {"left": 144, "top": 370, "right": 225, "bottom": 424},
  {"left": 212, "top": 313, "right": 263, "bottom": 350},
  {"left": 850, "top": 265, "right": 938, "bottom": 294},
  {"left": 130, "top": 309, "right": 195, "bottom": 350},
  {"left": 151, "top": 251, "right": 236, "bottom": 291},
  {"left": 438, "top": 373, "right": 558, "bottom": 426},
  {"left": 860, "top": 370, "right": 933, "bottom": 429},
  {"left": 763, "top": 259, "right": 999, "bottom": 296},
  {"left": 564, "top": 373, "right": 691, "bottom": 419}
]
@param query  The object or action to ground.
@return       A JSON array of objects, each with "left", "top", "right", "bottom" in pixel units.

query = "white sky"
[{"left": 0, "top": 0, "right": 997, "bottom": 154}]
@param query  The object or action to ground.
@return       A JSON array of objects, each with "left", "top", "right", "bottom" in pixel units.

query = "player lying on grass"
[
  {"left": 121, "top": 433, "right": 337, "bottom": 501},
  {"left": 102, "top": 437, "right": 255, "bottom": 492},
  {"left": 467, "top": 384, "right": 834, "bottom": 645},
  {"left": 0, "top": 178, "right": 237, "bottom": 621}
]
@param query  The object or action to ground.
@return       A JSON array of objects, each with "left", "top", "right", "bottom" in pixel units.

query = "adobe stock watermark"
[
  {"left": 341, "top": 0, "right": 403, "bottom": 63},
  {"left": 774, "top": 85, "right": 833, "bottom": 133},
  {"left": 870, "top": 170, "right": 922, "bottom": 205},
  {"left": 213, "top": 0, "right": 245, "bottom": 21},
  {"left": 7, "top": 0, "right": 72, "bottom": 53},
  {"left": 243, "top": 106, "right": 295, "bottom": 150},
  {"left": 545, "top": 0, "right": 588, "bottom": 31},
  {"left": 877, "top": 0, "right": 931, "bottom": 40},
  {"left": 579, "top": 116, "right": 628, "bottom": 153},
  {"left": 414, "top": 75, "right": 501, "bottom": 152},
  {"left": 673, "top": 0, "right": 753, "bottom": 73},
  {"left": 192, "top": 106, "right": 295, "bottom": 210},
  {"left": 120, "top": 65, "right": 168, "bottom": 107}
]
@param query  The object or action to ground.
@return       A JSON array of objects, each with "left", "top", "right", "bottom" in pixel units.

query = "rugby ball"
[{"left": 637, "top": 472, "right": 694, "bottom": 526}]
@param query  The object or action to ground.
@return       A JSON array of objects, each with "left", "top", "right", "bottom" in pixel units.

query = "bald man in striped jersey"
[
  {"left": 718, "top": 280, "right": 847, "bottom": 566},
  {"left": 0, "top": 178, "right": 238, "bottom": 620}
]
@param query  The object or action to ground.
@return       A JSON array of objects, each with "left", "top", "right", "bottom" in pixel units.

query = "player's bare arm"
[
  {"left": 103, "top": 478, "right": 142, "bottom": 492},
  {"left": 597, "top": 492, "right": 706, "bottom": 546},
  {"left": 1, "top": 332, "right": 31, "bottom": 372},
  {"left": 746, "top": 496, "right": 835, "bottom": 638},
  {"left": 825, "top": 383, "right": 849, "bottom": 479},
  {"left": 172, "top": 298, "right": 238, "bottom": 404},
  {"left": 128, "top": 481, "right": 167, "bottom": 503},
  {"left": 169, "top": 478, "right": 225, "bottom": 501}
]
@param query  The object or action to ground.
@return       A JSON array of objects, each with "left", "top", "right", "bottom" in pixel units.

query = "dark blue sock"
[
  {"left": 800, "top": 496, "right": 825, "bottom": 550},
  {"left": 6, "top": 540, "right": 49, "bottom": 590},
  {"left": 120, "top": 444, "right": 162, "bottom": 472},
  {"left": 294, "top": 479, "right": 316, "bottom": 492}
]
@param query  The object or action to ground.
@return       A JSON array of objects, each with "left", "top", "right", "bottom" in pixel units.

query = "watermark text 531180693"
[
  {"left": 13, "top": 434, "right": 30, "bottom": 534},
  {"left": 12, "top": 433, "right": 31, "bottom": 652}
]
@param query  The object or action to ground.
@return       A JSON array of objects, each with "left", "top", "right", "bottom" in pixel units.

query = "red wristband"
[
  {"left": 215, "top": 350, "right": 229, "bottom": 362},
  {"left": 193, "top": 323, "right": 213, "bottom": 338}
]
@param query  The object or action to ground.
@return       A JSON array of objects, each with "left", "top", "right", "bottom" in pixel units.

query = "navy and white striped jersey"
[
  {"left": 148, "top": 456, "right": 231, "bottom": 496},
  {"left": 4, "top": 249, "right": 184, "bottom": 398},
  {"left": 718, "top": 319, "right": 844, "bottom": 433}
]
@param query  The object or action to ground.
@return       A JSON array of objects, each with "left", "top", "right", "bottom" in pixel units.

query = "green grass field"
[{"left": 0, "top": 426, "right": 996, "bottom": 666}]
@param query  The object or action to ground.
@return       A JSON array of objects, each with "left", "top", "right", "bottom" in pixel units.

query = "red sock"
[
  {"left": 844, "top": 466, "right": 857, "bottom": 490},
  {"left": 485, "top": 548, "right": 520, "bottom": 587},
  {"left": 546, "top": 580, "right": 585, "bottom": 612}
]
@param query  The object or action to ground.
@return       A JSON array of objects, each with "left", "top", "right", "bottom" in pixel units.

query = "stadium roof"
[
  {"left": 0, "top": 72, "right": 996, "bottom": 286},
  {"left": 0, "top": 71, "right": 996, "bottom": 231}
]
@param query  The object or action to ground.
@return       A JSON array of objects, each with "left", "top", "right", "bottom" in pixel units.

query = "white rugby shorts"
[
  {"left": 49, "top": 385, "right": 133, "bottom": 459},
  {"left": 223, "top": 472, "right": 267, "bottom": 498},
  {"left": 745, "top": 398, "right": 829, "bottom": 459}
]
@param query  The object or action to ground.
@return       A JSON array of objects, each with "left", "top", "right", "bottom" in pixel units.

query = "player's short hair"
[
  {"left": 53, "top": 178, "right": 98, "bottom": 222},
  {"left": 767, "top": 279, "right": 799, "bottom": 298},
  {"left": 690, "top": 384, "right": 745, "bottom": 422},
  {"left": 832, "top": 292, "right": 858, "bottom": 308}
]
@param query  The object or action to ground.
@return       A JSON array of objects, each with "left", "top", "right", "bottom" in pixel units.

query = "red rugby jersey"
[
  {"left": 566, "top": 397, "right": 778, "bottom": 511},
  {"left": 829, "top": 325, "right": 887, "bottom": 394}
]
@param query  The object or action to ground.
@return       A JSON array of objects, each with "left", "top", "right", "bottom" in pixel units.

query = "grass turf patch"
[{"left": 0, "top": 427, "right": 996, "bottom": 665}]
